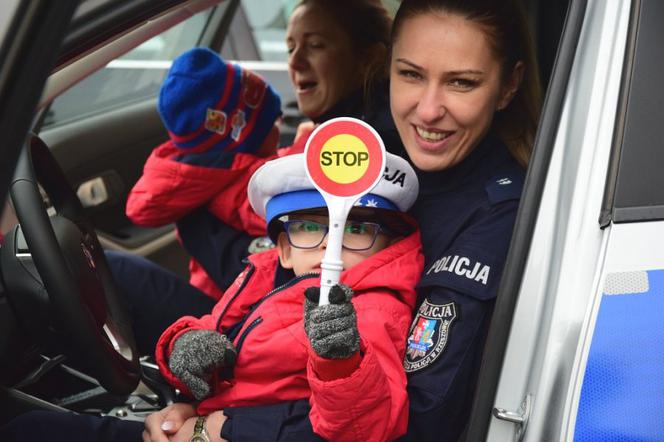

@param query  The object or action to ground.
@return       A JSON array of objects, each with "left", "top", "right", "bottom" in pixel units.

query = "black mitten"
[
  {"left": 168, "top": 329, "right": 236, "bottom": 400},
  {"left": 304, "top": 285, "right": 360, "bottom": 359}
]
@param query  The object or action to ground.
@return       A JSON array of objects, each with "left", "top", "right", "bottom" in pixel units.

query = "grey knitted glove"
[
  {"left": 168, "top": 329, "right": 236, "bottom": 400},
  {"left": 304, "top": 284, "right": 360, "bottom": 359}
]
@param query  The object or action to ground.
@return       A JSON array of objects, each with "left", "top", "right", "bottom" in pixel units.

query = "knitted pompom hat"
[{"left": 158, "top": 48, "right": 281, "bottom": 160}]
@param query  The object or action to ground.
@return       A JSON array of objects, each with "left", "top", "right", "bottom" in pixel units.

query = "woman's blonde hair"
[{"left": 391, "top": 0, "right": 543, "bottom": 168}]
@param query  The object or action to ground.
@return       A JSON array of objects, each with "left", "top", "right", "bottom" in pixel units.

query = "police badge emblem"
[{"left": 404, "top": 300, "right": 457, "bottom": 372}]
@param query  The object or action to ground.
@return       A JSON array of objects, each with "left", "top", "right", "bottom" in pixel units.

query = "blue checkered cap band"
[
  {"left": 248, "top": 152, "right": 419, "bottom": 227},
  {"left": 265, "top": 189, "right": 397, "bottom": 226}
]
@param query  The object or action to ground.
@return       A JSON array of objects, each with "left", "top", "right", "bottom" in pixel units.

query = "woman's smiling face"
[
  {"left": 286, "top": 3, "right": 363, "bottom": 119},
  {"left": 390, "top": 12, "right": 516, "bottom": 172}
]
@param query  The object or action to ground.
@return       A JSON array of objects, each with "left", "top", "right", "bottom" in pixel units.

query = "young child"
[
  {"left": 125, "top": 47, "right": 284, "bottom": 300},
  {"left": 155, "top": 152, "right": 423, "bottom": 442}
]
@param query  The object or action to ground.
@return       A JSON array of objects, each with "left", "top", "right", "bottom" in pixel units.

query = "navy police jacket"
[
  {"left": 217, "top": 134, "right": 524, "bottom": 442},
  {"left": 399, "top": 134, "right": 524, "bottom": 441}
]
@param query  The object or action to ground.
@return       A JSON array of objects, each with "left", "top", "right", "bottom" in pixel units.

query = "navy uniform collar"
[{"left": 413, "top": 133, "right": 507, "bottom": 196}]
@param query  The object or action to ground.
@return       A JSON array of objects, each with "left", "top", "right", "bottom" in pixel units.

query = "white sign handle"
[
  {"left": 303, "top": 117, "right": 386, "bottom": 306},
  {"left": 318, "top": 198, "right": 354, "bottom": 305}
]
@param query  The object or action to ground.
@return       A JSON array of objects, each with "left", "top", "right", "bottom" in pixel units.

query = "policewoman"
[
  {"left": 389, "top": 0, "right": 541, "bottom": 439},
  {"left": 141, "top": 0, "right": 542, "bottom": 440}
]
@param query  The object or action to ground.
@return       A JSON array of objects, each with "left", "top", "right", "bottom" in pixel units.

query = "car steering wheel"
[{"left": 4, "top": 134, "right": 140, "bottom": 395}]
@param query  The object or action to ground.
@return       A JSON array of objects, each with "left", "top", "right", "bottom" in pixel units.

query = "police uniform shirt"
[{"left": 401, "top": 134, "right": 525, "bottom": 442}]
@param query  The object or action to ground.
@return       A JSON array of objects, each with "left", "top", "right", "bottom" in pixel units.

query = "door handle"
[{"left": 77, "top": 176, "right": 109, "bottom": 207}]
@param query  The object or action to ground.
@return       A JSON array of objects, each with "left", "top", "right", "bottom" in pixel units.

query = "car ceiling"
[{"left": 56, "top": 0, "right": 225, "bottom": 70}]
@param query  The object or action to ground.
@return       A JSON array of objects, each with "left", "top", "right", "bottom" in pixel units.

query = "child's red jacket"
[
  {"left": 125, "top": 134, "right": 308, "bottom": 299},
  {"left": 156, "top": 231, "right": 423, "bottom": 442}
]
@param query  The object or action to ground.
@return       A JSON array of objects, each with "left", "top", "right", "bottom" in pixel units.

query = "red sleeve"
[
  {"left": 155, "top": 253, "right": 277, "bottom": 391},
  {"left": 310, "top": 352, "right": 361, "bottom": 381},
  {"left": 154, "top": 293, "right": 247, "bottom": 394},
  {"left": 126, "top": 141, "right": 237, "bottom": 227},
  {"left": 205, "top": 138, "right": 309, "bottom": 235},
  {"left": 307, "top": 293, "right": 411, "bottom": 442},
  {"left": 154, "top": 315, "right": 214, "bottom": 394},
  {"left": 126, "top": 136, "right": 308, "bottom": 233}
]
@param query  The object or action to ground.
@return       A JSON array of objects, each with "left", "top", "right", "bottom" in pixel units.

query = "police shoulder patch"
[
  {"left": 404, "top": 299, "right": 457, "bottom": 372},
  {"left": 485, "top": 172, "right": 524, "bottom": 205}
]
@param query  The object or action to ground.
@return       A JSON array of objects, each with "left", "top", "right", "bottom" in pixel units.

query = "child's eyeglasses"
[{"left": 282, "top": 219, "right": 384, "bottom": 251}]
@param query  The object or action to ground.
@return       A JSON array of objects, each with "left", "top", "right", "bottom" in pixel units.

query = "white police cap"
[{"left": 248, "top": 152, "right": 419, "bottom": 227}]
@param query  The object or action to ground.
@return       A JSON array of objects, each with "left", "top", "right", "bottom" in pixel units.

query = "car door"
[
  {"left": 465, "top": 0, "right": 664, "bottom": 440},
  {"left": 36, "top": 0, "right": 302, "bottom": 277}
]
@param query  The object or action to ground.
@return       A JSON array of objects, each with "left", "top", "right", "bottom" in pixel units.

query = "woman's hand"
[
  {"left": 142, "top": 403, "right": 197, "bottom": 442},
  {"left": 152, "top": 411, "right": 228, "bottom": 442}
]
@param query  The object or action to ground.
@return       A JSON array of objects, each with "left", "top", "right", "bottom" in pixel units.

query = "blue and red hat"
[{"left": 158, "top": 48, "right": 281, "bottom": 162}]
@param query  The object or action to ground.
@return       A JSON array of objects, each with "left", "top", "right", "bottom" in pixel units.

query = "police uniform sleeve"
[
  {"left": 403, "top": 195, "right": 520, "bottom": 441},
  {"left": 402, "top": 286, "right": 493, "bottom": 442},
  {"left": 177, "top": 207, "right": 254, "bottom": 292}
]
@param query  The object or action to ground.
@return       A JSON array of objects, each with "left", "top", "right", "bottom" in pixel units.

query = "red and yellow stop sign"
[{"left": 305, "top": 118, "right": 385, "bottom": 198}]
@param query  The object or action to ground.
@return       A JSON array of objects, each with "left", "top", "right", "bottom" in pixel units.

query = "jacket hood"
[
  {"left": 339, "top": 230, "right": 422, "bottom": 310},
  {"left": 246, "top": 228, "right": 422, "bottom": 310}
]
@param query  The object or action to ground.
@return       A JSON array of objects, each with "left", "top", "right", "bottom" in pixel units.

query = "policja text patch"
[{"left": 404, "top": 300, "right": 457, "bottom": 372}]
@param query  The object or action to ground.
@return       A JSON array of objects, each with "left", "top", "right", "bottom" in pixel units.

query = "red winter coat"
[
  {"left": 125, "top": 132, "right": 310, "bottom": 299},
  {"left": 156, "top": 231, "right": 423, "bottom": 442}
]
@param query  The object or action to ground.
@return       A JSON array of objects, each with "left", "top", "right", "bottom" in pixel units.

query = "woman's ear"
[
  {"left": 276, "top": 233, "right": 294, "bottom": 269},
  {"left": 497, "top": 61, "right": 525, "bottom": 110}
]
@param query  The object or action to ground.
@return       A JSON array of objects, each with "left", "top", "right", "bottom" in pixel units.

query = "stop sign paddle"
[{"left": 304, "top": 117, "right": 386, "bottom": 305}]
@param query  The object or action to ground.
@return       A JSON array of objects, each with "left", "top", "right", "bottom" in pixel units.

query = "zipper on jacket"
[
  {"left": 222, "top": 272, "right": 319, "bottom": 378},
  {"left": 221, "top": 271, "right": 318, "bottom": 345},
  {"left": 230, "top": 271, "right": 318, "bottom": 351},
  {"left": 215, "top": 261, "right": 256, "bottom": 331},
  {"left": 221, "top": 315, "right": 264, "bottom": 380},
  {"left": 233, "top": 316, "right": 264, "bottom": 355},
  {"left": 246, "top": 272, "right": 319, "bottom": 315},
  {"left": 232, "top": 272, "right": 317, "bottom": 354}
]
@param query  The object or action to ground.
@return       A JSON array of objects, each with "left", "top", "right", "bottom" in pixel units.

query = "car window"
[
  {"left": 43, "top": 9, "right": 213, "bottom": 128},
  {"left": 610, "top": 0, "right": 664, "bottom": 222},
  {"left": 239, "top": 0, "right": 293, "bottom": 62},
  {"left": 225, "top": 0, "right": 400, "bottom": 63}
]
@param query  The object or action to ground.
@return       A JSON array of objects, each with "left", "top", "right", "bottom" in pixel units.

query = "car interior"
[{"left": 0, "top": 0, "right": 571, "bottom": 432}]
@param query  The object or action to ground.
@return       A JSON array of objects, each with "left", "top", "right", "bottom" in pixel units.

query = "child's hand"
[
  {"left": 168, "top": 330, "right": 236, "bottom": 400},
  {"left": 294, "top": 121, "right": 316, "bottom": 142},
  {"left": 303, "top": 285, "right": 360, "bottom": 359}
]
